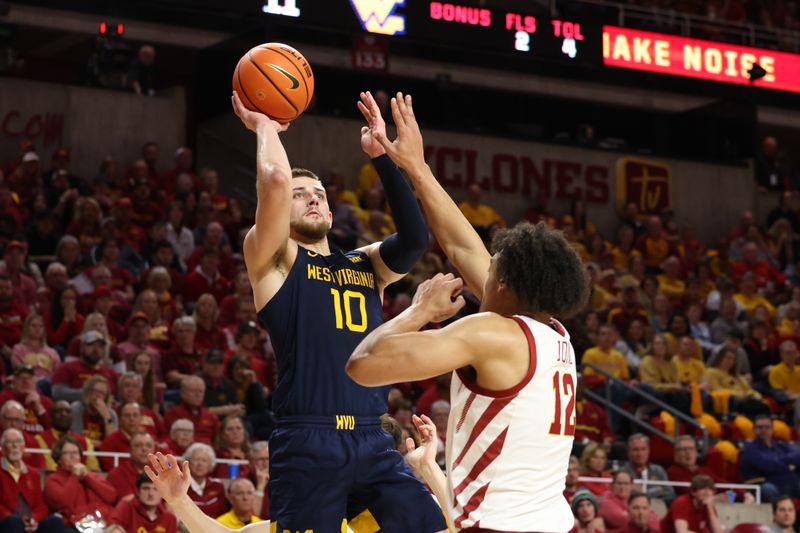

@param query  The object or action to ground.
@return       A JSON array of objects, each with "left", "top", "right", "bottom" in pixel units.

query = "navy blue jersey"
[{"left": 258, "top": 246, "right": 390, "bottom": 418}]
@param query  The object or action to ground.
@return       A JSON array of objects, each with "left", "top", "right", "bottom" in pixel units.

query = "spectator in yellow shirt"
[
  {"left": 657, "top": 256, "right": 685, "bottom": 306},
  {"left": 638, "top": 334, "right": 691, "bottom": 414},
  {"left": 216, "top": 478, "right": 263, "bottom": 529},
  {"left": 562, "top": 198, "right": 596, "bottom": 241},
  {"left": 582, "top": 325, "right": 630, "bottom": 381},
  {"left": 734, "top": 272, "right": 777, "bottom": 319},
  {"left": 672, "top": 336, "right": 707, "bottom": 389},
  {"left": 458, "top": 184, "right": 506, "bottom": 240},
  {"left": 768, "top": 340, "right": 800, "bottom": 425},
  {"left": 705, "top": 347, "right": 769, "bottom": 417}
]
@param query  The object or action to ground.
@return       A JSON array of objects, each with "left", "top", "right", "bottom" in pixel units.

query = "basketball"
[{"left": 232, "top": 42, "right": 314, "bottom": 123}]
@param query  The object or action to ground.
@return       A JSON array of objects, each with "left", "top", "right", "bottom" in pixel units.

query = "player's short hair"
[
  {"left": 491, "top": 222, "right": 588, "bottom": 318},
  {"left": 690, "top": 474, "right": 715, "bottom": 491},
  {"left": 291, "top": 168, "right": 321, "bottom": 181}
]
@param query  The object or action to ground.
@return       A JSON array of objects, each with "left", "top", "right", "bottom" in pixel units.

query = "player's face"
[{"left": 290, "top": 177, "right": 332, "bottom": 242}]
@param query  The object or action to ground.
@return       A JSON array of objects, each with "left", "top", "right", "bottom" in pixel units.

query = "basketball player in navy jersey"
[{"left": 197, "top": 91, "right": 446, "bottom": 533}]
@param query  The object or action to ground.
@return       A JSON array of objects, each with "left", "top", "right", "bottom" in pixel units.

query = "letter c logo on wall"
[{"left": 349, "top": 0, "right": 406, "bottom": 35}]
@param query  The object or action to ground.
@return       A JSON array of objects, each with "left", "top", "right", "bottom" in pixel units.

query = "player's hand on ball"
[
  {"left": 144, "top": 452, "right": 191, "bottom": 505},
  {"left": 372, "top": 92, "right": 426, "bottom": 176},
  {"left": 405, "top": 414, "right": 439, "bottom": 471},
  {"left": 412, "top": 273, "right": 466, "bottom": 323},
  {"left": 357, "top": 91, "right": 387, "bottom": 158},
  {"left": 232, "top": 91, "right": 289, "bottom": 133}
]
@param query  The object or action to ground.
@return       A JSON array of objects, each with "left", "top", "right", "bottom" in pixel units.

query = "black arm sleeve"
[{"left": 372, "top": 154, "right": 429, "bottom": 274}]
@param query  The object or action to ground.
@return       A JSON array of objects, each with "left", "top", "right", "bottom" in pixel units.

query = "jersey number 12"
[
  {"left": 549, "top": 370, "right": 576, "bottom": 437},
  {"left": 330, "top": 288, "right": 367, "bottom": 332}
]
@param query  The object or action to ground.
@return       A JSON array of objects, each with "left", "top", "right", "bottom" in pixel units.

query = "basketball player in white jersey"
[{"left": 346, "top": 92, "right": 589, "bottom": 532}]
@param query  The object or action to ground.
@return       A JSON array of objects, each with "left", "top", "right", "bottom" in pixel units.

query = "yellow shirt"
[
  {"left": 612, "top": 247, "right": 640, "bottom": 272},
  {"left": 778, "top": 318, "right": 797, "bottom": 338},
  {"left": 672, "top": 355, "right": 705, "bottom": 384},
  {"left": 458, "top": 202, "right": 506, "bottom": 229},
  {"left": 733, "top": 293, "right": 777, "bottom": 319},
  {"left": 704, "top": 367, "right": 760, "bottom": 399},
  {"left": 582, "top": 347, "right": 630, "bottom": 380},
  {"left": 638, "top": 355, "right": 680, "bottom": 391},
  {"left": 663, "top": 333, "right": 702, "bottom": 360},
  {"left": 591, "top": 285, "right": 614, "bottom": 311},
  {"left": 357, "top": 162, "right": 379, "bottom": 196},
  {"left": 768, "top": 362, "right": 800, "bottom": 394},
  {"left": 657, "top": 275, "right": 686, "bottom": 303},
  {"left": 562, "top": 215, "right": 596, "bottom": 239},
  {"left": 216, "top": 511, "right": 263, "bottom": 529}
]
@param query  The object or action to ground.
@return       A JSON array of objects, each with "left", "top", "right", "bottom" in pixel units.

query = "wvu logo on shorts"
[
  {"left": 349, "top": 0, "right": 406, "bottom": 35},
  {"left": 335, "top": 415, "right": 356, "bottom": 430}
]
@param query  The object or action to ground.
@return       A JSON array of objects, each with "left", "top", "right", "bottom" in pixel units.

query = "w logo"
[{"left": 349, "top": 0, "right": 406, "bottom": 35}]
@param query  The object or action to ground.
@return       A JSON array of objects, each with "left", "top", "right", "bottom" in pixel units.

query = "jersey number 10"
[
  {"left": 330, "top": 288, "right": 368, "bottom": 332},
  {"left": 549, "top": 370, "right": 576, "bottom": 437}
]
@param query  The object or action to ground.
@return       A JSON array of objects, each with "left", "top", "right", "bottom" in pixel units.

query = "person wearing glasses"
[{"left": 740, "top": 414, "right": 800, "bottom": 503}]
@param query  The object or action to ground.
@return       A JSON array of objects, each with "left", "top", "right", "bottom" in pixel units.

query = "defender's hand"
[
  {"left": 357, "top": 91, "right": 387, "bottom": 158},
  {"left": 411, "top": 273, "right": 466, "bottom": 323}
]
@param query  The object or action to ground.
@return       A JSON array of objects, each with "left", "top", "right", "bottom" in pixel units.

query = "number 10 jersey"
[
  {"left": 257, "top": 246, "right": 389, "bottom": 418},
  {"left": 445, "top": 314, "right": 576, "bottom": 532}
]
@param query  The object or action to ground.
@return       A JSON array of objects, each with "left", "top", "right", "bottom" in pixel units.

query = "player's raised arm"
[
  {"left": 145, "top": 453, "right": 269, "bottom": 533},
  {"left": 232, "top": 92, "right": 295, "bottom": 293},
  {"left": 356, "top": 91, "right": 429, "bottom": 292},
  {"left": 368, "top": 92, "right": 491, "bottom": 300}
]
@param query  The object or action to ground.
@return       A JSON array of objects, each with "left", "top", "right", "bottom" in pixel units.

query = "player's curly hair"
[{"left": 491, "top": 221, "right": 589, "bottom": 318}]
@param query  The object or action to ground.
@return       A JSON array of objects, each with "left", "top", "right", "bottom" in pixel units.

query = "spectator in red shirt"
[
  {"left": 416, "top": 373, "right": 450, "bottom": 419},
  {"left": 0, "top": 365, "right": 52, "bottom": 433},
  {"left": 0, "top": 274, "right": 28, "bottom": 361},
  {"left": 0, "top": 400, "right": 45, "bottom": 469},
  {"left": 578, "top": 443, "right": 612, "bottom": 497},
  {"left": 76, "top": 285, "right": 125, "bottom": 341},
  {"left": 107, "top": 432, "right": 157, "bottom": 502},
  {"left": 132, "top": 289, "right": 171, "bottom": 349},
  {"left": 0, "top": 182, "right": 23, "bottom": 235},
  {"left": 1, "top": 240, "right": 38, "bottom": 310},
  {"left": 184, "top": 442, "right": 229, "bottom": 518},
  {"left": 164, "top": 375, "right": 220, "bottom": 445},
  {"left": 89, "top": 239, "right": 136, "bottom": 301},
  {"left": 193, "top": 293, "right": 227, "bottom": 355},
  {"left": 188, "top": 221, "right": 236, "bottom": 279},
  {"left": 43, "top": 436, "right": 117, "bottom": 526},
  {"left": 130, "top": 177, "right": 163, "bottom": 230},
  {"left": 64, "top": 313, "right": 122, "bottom": 367},
  {"left": 183, "top": 246, "right": 231, "bottom": 307},
  {"left": 145, "top": 266, "right": 180, "bottom": 323},
  {"left": 100, "top": 402, "right": 145, "bottom": 472},
  {"left": 212, "top": 415, "right": 251, "bottom": 479},
  {"left": 161, "top": 146, "right": 197, "bottom": 196},
  {"left": 163, "top": 316, "right": 202, "bottom": 388},
  {"left": 52, "top": 330, "right": 118, "bottom": 402},
  {"left": 246, "top": 441, "right": 270, "bottom": 519},
  {"left": 661, "top": 475, "right": 722, "bottom": 533},
  {"left": 574, "top": 376, "right": 614, "bottom": 450},
  {"left": 115, "top": 372, "right": 165, "bottom": 439},
  {"left": 0, "top": 428, "right": 65, "bottom": 533},
  {"left": 732, "top": 241, "right": 786, "bottom": 293},
  {"left": 163, "top": 418, "right": 194, "bottom": 456},
  {"left": 118, "top": 311, "right": 163, "bottom": 382},
  {"left": 225, "top": 355, "right": 273, "bottom": 441},
  {"left": 11, "top": 314, "right": 61, "bottom": 382},
  {"left": 219, "top": 270, "right": 252, "bottom": 327},
  {"left": 44, "top": 285, "right": 84, "bottom": 349},
  {"left": 65, "top": 197, "right": 103, "bottom": 256},
  {"left": 70, "top": 375, "right": 119, "bottom": 448},
  {"left": 666, "top": 436, "right": 733, "bottom": 497},
  {"left": 600, "top": 470, "right": 660, "bottom": 533},
  {"left": 624, "top": 493, "right": 656, "bottom": 533},
  {"left": 109, "top": 472, "right": 178, "bottom": 533},
  {"left": 36, "top": 262, "right": 68, "bottom": 313},
  {"left": 224, "top": 320, "right": 276, "bottom": 392}
]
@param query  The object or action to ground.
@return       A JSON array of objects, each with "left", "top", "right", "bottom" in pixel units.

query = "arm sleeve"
[{"left": 372, "top": 155, "right": 429, "bottom": 274}]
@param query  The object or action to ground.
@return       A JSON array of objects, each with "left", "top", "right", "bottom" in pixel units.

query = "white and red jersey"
[{"left": 445, "top": 315, "right": 576, "bottom": 532}]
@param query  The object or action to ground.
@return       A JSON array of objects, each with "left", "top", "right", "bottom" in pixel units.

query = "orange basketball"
[{"left": 232, "top": 43, "right": 314, "bottom": 123}]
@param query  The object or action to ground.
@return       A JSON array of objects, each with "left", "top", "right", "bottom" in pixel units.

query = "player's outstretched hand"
[
  {"left": 405, "top": 414, "right": 439, "bottom": 471},
  {"left": 357, "top": 91, "right": 387, "bottom": 158},
  {"left": 371, "top": 92, "right": 426, "bottom": 176},
  {"left": 232, "top": 91, "right": 289, "bottom": 134},
  {"left": 412, "top": 273, "right": 466, "bottom": 323},
  {"left": 144, "top": 452, "right": 191, "bottom": 505}
]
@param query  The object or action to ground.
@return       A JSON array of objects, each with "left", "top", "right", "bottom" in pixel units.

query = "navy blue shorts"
[{"left": 269, "top": 416, "right": 447, "bottom": 533}]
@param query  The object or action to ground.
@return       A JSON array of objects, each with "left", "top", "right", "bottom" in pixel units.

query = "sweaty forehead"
[{"left": 292, "top": 177, "right": 325, "bottom": 192}]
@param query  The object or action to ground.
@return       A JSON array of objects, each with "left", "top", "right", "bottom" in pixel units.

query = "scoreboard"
[
  {"left": 261, "top": 0, "right": 602, "bottom": 65},
  {"left": 260, "top": 0, "right": 800, "bottom": 94}
]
